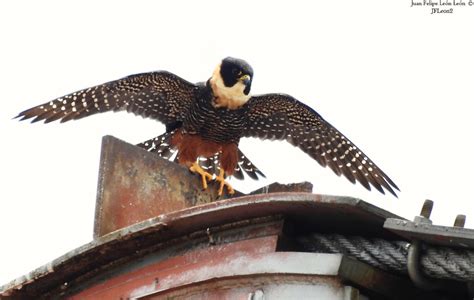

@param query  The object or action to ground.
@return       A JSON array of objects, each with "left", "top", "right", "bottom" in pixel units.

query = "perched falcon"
[{"left": 16, "top": 57, "right": 399, "bottom": 196}]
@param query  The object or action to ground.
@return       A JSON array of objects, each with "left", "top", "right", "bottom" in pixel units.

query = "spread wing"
[
  {"left": 242, "top": 93, "right": 399, "bottom": 196},
  {"left": 15, "top": 71, "right": 196, "bottom": 124}
]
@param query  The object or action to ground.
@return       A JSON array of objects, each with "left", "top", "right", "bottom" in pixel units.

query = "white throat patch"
[{"left": 209, "top": 64, "right": 250, "bottom": 110}]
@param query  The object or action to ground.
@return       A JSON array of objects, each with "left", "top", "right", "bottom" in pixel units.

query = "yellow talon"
[
  {"left": 190, "top": 162, "right": 213, "bottom": 190},
  {"left": 216, "top": 168, "right": 235, "bottom": 196}
]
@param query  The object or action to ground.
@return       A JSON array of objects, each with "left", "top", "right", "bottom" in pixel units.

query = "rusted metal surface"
[
  {"left": 1, "top": 135, "right": 411, "bottom": 299},
  {"left": 249, "top": 181, "right": 313, "bottom": 194},
  {"left": 384, "top": 218, "right": 474, "bottom": 249},
  {"left": 1, "top": 216, "right": 283, "bottom": 299},
  {"left": 0, "top": 193, "right": 401, "bottom": 298},
  {"left": 95, "top": 135, "right": 224, "bottom": 238},
  {"left": 71, "top": 247, "right": 345, "bottom": 299},
  {"left": 142, "top": 275, "right": 359, "bottom": 300},
  {"left": 94, "top": 136, "right": 313, "bottom": 238},
  {"left": 140, "top": 269, "right": 351, "bottom": 300}
]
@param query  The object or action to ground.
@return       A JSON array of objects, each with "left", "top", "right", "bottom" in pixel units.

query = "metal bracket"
[
  {"left": 404, "top": 200, "right": 441, "bottom": 290},
  {"left": 384, "top": 199, "right": 474, "bottom": 250},
  {"left": 385, "top": 199, "right": 472, "bottom": 294}
]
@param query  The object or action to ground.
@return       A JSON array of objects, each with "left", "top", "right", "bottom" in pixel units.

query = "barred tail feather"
[{"left": 136, "top": 134, "right": 265, "bottom": 181}]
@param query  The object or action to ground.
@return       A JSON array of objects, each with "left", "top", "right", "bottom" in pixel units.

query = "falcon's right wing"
[{"left": 16, "top": 71, "right": 197, "bottom": 125}]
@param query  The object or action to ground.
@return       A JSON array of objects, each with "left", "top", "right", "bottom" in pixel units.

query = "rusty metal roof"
[
  {"left": 4, "top": 136, "right": 467, "bottom": 299},
  {"left": 0, "top": 192, "right": 404, "bottom": 299}
]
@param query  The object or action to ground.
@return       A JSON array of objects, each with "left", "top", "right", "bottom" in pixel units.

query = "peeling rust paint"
[
  {"left": 94, "top": 136, "right": 224, "bottom": 238},
  {"left": 94, "top": 136, "right": 313, "bottom": 238}
]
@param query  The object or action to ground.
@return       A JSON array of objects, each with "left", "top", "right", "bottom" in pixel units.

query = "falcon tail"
[{"left": 137, "top": 132, "right": 266, "bottom": 181}]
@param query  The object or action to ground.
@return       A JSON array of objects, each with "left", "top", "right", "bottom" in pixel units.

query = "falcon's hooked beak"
[
  {"left": 239, "top": 74, "right": 251, "bottom": 86},
  {"left": 239, "top": 74, "right": 252, "bottom": 96}
]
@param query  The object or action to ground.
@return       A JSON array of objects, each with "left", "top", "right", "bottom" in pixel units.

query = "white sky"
[{"left": 1, "top": 0, "right": 473, "bottom": 286}]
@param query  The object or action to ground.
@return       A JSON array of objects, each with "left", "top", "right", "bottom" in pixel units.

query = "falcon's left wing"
[{"left": 242, "top": 93, "right": 399, "bottom": 196}]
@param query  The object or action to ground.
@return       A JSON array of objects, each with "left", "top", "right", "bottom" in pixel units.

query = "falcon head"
[{"left": 210, "top": 57, "right": 254, "bottom": 109}]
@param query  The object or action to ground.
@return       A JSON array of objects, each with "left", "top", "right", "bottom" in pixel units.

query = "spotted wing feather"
[
  {"left": 243, "top": 93, "right": 399, "bottom": 196},
  {"left": 15, "top": 71, "right": 196, "bottom": 125}
]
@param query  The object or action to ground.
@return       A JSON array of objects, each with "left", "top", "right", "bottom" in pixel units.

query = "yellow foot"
[
  {"left": 190, "top": 162, "right": 213, "bottom": 190},
  {"left": 215, "top": 168, "right": 235, "bottom": 196}
]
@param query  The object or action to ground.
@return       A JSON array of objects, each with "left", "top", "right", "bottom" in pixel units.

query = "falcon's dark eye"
[{"left": 232, "top": 68, "right": 240, "bottom": 76}]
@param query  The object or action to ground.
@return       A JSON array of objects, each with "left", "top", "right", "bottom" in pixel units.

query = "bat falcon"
[{"left": 16, "top": 57, "right": 399, "bottom": 197}]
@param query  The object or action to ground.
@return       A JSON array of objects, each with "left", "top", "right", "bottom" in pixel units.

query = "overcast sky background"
[{"left": 1, "top": 0, "right": 473, "bottom": 286}]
